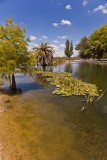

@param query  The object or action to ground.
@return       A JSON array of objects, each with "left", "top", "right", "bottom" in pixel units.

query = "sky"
[{"left": 0, "top": 0, "right": 107, "bottom": 57}]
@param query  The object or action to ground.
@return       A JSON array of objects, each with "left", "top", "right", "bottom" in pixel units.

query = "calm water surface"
[{"left": 1, "top": 61, "right": 107, "bottom": 160}]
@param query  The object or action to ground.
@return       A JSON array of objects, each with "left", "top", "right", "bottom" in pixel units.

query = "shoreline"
[
  {"left": 80, "top": 59, "right": 107, "bottom": 65},
  {"left": 0, "top": 94, "right": 11, "bottom": 160},
  {"left": 0, "top": 94, "right": 6, "bottom": 160}
]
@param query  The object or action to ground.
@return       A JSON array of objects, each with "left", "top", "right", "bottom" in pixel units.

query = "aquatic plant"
[{"left": 34, "top": 71, "right": 99, "bottom": 97}]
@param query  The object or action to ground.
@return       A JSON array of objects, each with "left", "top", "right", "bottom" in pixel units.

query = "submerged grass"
[{"left": 35, "top": 71, "right": 99, "bottom": 97}]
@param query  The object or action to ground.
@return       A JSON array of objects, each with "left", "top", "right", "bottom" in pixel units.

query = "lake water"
[{"left": 1, "top": 61, "right": 107, "bottom": 160}]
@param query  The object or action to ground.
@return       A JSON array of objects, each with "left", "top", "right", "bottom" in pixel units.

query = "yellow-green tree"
[
  {"left": 88, "top": 24, "right": 107, "bottom": 60},
  {"left": 0, "top": 17, "right": 29, "bottom": 90}
]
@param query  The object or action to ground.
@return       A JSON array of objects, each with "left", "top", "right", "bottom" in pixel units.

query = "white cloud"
[
  {"left": 50, "top": 44, "right": 59, "bottom": 51},
  {"left": 28, "top": 42, "right": 38, "bottom": 51},
  {"left": 76, "top": 41, "right": 79, "bottom": 44},
  {"left": 93, "top": 3, "right": 107, "bottom": 14},
  {"left": 60, "top": 44, "right": 65, "bottom": 47},
  {"left": 83, "top": 0, "right": 88, "bottom": 6},
  {"left": 72, "top": 49, "right": 79, "bottom": 57},
  {"left": 54, "top": 50, "right": 65, "bottom": 57},
  {"left": 50, "top": 44, "right": 65, "bottom": 57},
  {"left": 53, "top": 40, "right": 59, "bottom": 43},
  {"left": 53, "top": 23, "right": 59, "bottom": 27},
  {"left": 29, "top": 35, "right": 37, "bottom": 41},
  {"left": 53, "top": 19, "right": 72, "bottom": 28},
  {"left": 60, "top": 19, "right": 72, "bottom": 26},
  {"left": 65, "top": 4, "right": 72, "bottom": 10},
  {"left": 42, "top": 35, "right": 48, "bottom": 39},
  {"left": 57, "top": 36, "right": 68, "bottom": 39}
]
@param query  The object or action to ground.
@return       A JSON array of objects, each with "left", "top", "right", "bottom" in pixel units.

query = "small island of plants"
[{"left": 35, "top": 71, "right": 99, "bottom": 97}]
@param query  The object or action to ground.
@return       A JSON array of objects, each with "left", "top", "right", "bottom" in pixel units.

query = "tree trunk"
[
  {"left": 11, "top": 74, "right": 16, "bottom": 90},
  {"left": 8, "top": 75, "right": 12, "bottom": 89},
  {"left": 42, "top": 57, "right": 47, "bottom": 66}
]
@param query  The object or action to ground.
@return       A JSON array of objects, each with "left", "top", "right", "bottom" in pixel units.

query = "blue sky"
[{"left": 0, "top": 0, "right": 107, "bottom": 56}]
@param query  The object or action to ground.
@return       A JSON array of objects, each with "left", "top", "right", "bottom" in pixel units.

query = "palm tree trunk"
[{"left": 43, "top": 57, "right": 47, "bottom": 66}]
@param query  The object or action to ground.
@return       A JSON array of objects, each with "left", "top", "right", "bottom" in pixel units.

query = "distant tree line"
[{"left": 75, "top": 24, "right": 107, "bottom": 60}]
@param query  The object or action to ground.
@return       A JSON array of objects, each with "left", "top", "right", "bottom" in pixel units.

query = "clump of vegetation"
[
  {"left": 52, "top": 77, "right": 98, "bottom": 97},
  {"left": 35, "top": 71, "right": 99, "bottom": 97},
  {"left": 53, "top": 57, "right": 67, "bottom": 66},
  {"left": 36, "top": 71, "right": 71, "bottom": 78}
]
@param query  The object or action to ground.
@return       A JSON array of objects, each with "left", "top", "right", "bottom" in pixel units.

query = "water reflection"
[
  {"left": 64, "top": 62, "right": 72, "bottom": 73},
  {"left": 74, "top": 62, "right": 107, "bottom": 106},
  {"left": 3, "top": 74, "right": 43, "bottom": 92},
  {"left": 1, "top": 61, "right": 107, "bottom": 160},
  {"left": 54, "top": 61, "right": 107, "bottom": 106}
]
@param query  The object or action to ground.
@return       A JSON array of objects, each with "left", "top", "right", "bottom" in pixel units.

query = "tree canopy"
[
  {"left": 75, "top": 36, "right": 91, "bottom": 59},
  {"left": 64, "top": 40, "right": 73, "bottom": 59},
  {"left": 33, "top": 42, "right": 54, "bottom": 66},
  {"left": 76, "top": 24, "right": 107, "bottom": 60},
  {"left": 88, "top": 24, "right": 107, "bottom": 60},
  {"left": 0, "top": 17, "right": 29, "bottom": 90}
]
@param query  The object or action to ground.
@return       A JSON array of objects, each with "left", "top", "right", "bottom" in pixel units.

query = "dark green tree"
[
  {"left": 75, "top": 36, "right": 91, "bottom": 59},
  {"left": 0, "top": 17, "right": 29, "bottom": 90},
  {"left": 64, "top": 40, "right": 73, "bottom": 60}
]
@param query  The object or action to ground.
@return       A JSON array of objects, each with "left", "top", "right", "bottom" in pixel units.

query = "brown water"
[{"left": 1, "top": 61, "right": 107, "bottom": 160}]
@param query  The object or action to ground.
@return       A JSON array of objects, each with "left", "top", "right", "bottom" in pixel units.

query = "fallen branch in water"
[{"left": 95, "top": 88, "right": 107, "bottom": 102}]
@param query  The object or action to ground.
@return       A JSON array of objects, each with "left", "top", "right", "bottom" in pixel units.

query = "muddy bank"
[
  {"left": 0, "top": 94, "right": 33, "bottom": 160},
  {"left": 0, "top": 94, "right": 10, "bottom": 160}
]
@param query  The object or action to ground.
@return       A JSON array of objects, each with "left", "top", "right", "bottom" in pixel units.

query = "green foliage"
[
  {"left": 0, "top": 17, "right": 30, "bottom": 89},
  {"left": 88, "top": 24, "right": 107, "bottom": 59},
  {"left": 53, "top": 57, "right": 67, "bottom": 65},
  {"left": 35, "top": 71, "right": 98, "bottom": 97},
  {"left": 28, "top": 51, "right": 38, "bottom": 66},
  {"left": 64, "top": 40, "right": 73, "bottom": 58},
  {"left": 75, "top": 36, "right": 91, "bottom": 59},
  {"left": 33, "top": 42, "right": 54, "bottom": 66},
  {"left": 0, "top": 17, "right": 29, "bottom": 74},
  {"left": 76, "top": 24, "right": 107, "bottom": 60}
]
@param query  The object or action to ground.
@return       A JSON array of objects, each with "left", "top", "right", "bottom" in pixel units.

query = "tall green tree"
[
  {"left": 33, "top": 42, "right": 54, "bottom": 66},
  {"left": 64, "top": 40, "right": 73, "bottom": 60},
  {"left": 88, "top": 24, "right": 107, "bottom": 60},
  {"left": 0, "top": 17, "right": 29, "bottom": 90},
  {"left": 75, "top": 36, "right": 91, "bottom": 59}
]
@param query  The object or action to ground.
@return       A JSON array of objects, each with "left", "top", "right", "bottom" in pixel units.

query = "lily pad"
[{"left": 34, "top": 71, "right": 99, "bottom": 97}]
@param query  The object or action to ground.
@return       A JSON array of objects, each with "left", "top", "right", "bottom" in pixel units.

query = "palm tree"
[{"left": 33, "top": 42, "right": 54, "bottom": 66}]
